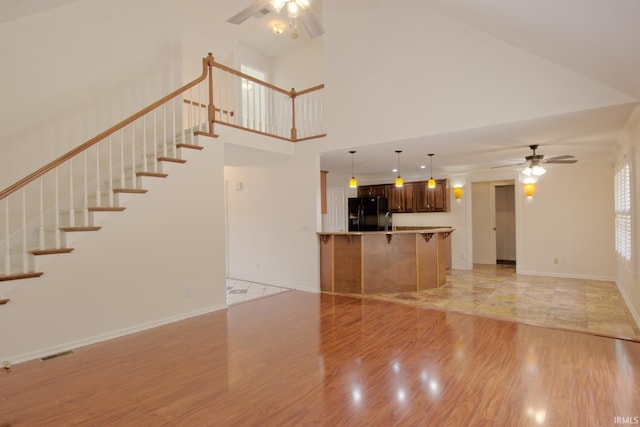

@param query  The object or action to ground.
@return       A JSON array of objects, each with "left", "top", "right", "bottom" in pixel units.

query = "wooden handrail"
[
  {"left": 0, "top": 53, "right": 214, "bottom": 202},
  {"left": 1, "top": 53, "right": 326, "bottom": 201},
  {"left": 212, "top": 61, "right": 291, "bottom": 96},
  {"left": 295, "top": 84, "right": 325, "bottom": 96}
]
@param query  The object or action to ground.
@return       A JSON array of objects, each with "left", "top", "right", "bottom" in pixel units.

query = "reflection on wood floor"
[
  {"left": 1, "top": 290, "right": 639, "bottom": 425},
  {"left": 370, "top": 264, "right": 640, "bottom": 341}
]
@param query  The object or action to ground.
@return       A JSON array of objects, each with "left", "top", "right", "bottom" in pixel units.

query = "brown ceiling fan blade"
[
  {"left": 545, "top": 154, "right": 575, "bottom": 161},
  {"left": 544, "top": 159, "right": 578, "bottom": 164},
  {"left": 227, "top": 0, "right": 272, "bottom": 24},
  {"left": 299, "top": 8, "right": 325, "bottom": 38}
]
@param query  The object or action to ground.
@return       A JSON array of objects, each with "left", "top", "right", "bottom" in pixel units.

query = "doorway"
[{"left": 471, "top": 180, "right": 516, "bottom": 265}]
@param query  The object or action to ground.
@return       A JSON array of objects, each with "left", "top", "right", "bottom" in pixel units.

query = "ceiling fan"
[
  {"left": 493, "top": 145, "right": 578, "bottom": 175},
  {"left": 227, "top": 0, "right": 324, "bottom": 39}
]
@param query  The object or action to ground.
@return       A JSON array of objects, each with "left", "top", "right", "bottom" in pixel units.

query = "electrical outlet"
[{"left": 184, "top": 288, "right": 191, "bottom": 298}]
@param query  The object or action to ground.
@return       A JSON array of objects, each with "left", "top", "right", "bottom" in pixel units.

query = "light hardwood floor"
[{"left": 1, "top": 290, "right": 639, "bottom": 426}]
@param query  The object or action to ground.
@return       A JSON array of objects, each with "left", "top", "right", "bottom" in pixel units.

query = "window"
[{"left": 614, "top": 154, "right": 633, "bottom": 267}]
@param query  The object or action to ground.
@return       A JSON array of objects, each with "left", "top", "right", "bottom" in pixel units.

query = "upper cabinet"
[
  {"left": 358, "top": 179, "right": 449, "bottom": 213},
  {"left": 387, "top": 182, "right": 415, "bottom": 213},
  {"left": 357, "top": 184, "right": 386, "bottom": 198},
  {"left": 415, "top": 179, "right": 449, "bottom": 212}
]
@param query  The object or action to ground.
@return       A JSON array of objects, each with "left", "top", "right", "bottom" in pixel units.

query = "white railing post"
[
  {"left": 21, "top": 188, "right": 28, "bottom": 272},
  {"left": 83, "top": 151, "right": 89, "bottom": 226},
  {"left": 3, "top": 197, "right": 11, "bottom": 275},
  {"left": 95, "top": 144, "right": 101, "bottom": 208},
  {"left": 39, "top": 177, "right": 45, "bottom": 250},
  {"left": 131, "top": 123, "right": 137, "bottom": 188},
  {"left": 54, "top": 167, "right": 61, "bottom": 248},
  {"left": 153, "top": 110, "right": 158, "bottom": 173},
  {"left": 142, "top": 116, "right": 148, "bottom": 173},
  {"left": 108, "top": 136, "right": 114, "bottom": 206},
  {"left": 120, "top": 129, "right": 125, "bottom": 188},
  {"left": 68, "top": 158, "right": 75, "bottom": 227}
]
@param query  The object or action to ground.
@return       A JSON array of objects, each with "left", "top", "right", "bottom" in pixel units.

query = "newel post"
[
  {"left": 206, "top": 52, "right": 216, "bottom": 135},
  {"left": 290, "top": 87, "right": 297, "bottom": 141}
]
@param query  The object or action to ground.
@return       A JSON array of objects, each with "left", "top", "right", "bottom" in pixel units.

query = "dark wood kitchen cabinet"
[
  {"left": 358, "top": 185, "right": 387, "bottom": 198},
  {"left": 387, "top": 183, "right": 415, "bottom": 213},
  {"left": 415, "top": 179, "right": 449, "bottom": 212}
]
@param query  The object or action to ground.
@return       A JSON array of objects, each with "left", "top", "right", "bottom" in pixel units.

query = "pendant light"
[
  {"left": 395, "top": 150, "right": 404, "bottom": 187},
  {"left": 427, "top": 153, "right": 436, "bottom": 189},
  {"left": 349, "top": 150, "right": 358, "bottom": 188}
]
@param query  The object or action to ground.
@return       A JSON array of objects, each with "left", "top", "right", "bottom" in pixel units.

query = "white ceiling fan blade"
[
  {"left": 299, "top": 8, "right": 324, "bottom": 38},
  {"left": 227, "top": 0, "right": 272, "bottom": 24}
]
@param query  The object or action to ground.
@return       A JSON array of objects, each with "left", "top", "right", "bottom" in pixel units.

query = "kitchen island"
[{"left": 318, "top": 228, "right": 453, "bottom": 295}]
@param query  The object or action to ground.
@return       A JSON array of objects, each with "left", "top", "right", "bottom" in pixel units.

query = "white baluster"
[
  {"left": 142, "top": 116, "right": 148, "bottom": 173},
  {"left": 54, "top": 167, "right": 61, "bottom": 248},
  {"left": 188, "top": 87, "right": 194, "bottom": 146},
  {"left": 3, "top": 197, "right": 10, "bottom": 275},
  {"left": 120, "top": 129, "right": 125, "bottom": 188},
  {"left": 153, "top": 110, "right": 158, "bottom": 173},
  {"left": 172, "top": 97, "right": 177, "bottom": 157},
  {"left": 197, "top": 83, "right": 202, "bottom": 131},
  {"left": 69, "top": 158, "right": 75, "bottom": 227},
  {"left": 39, "top": 177, "right": 45, "bottom": 249},
  {"left": 95, "top": 143, "right": 101, "bottom": 207},
  {"left": 131, "top": 123, "right": 137, "bottom": 189},
  {"left": 83, "top": 151, "right": 89, "bottom": 226},
  {"left": 163, "top": 104, "right": 167, "bottom": 158},
  {"left": 108, "top": 136, "right": 114, "bottom": 206},
  {"left": 21, "top": 188, "right": 28, "bottom": 272}
]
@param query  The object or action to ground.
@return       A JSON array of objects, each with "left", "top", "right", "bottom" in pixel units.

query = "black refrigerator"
[{"left": 348, "top": 196, "right": 388, "bottom": 231}]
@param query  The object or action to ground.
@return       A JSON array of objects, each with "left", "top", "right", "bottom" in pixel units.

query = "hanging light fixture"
[
  {"left": 524, "top": 182, "right": 536, "bottom": 197},
  {"left": 427, "top": 153, "right": 436, "bottom": 189},
  {"left": 395, "top": 150, "right": 404, "bottom": 188},
  {"left": 349, "top": 150, "right": 358, "bottom": 188}
]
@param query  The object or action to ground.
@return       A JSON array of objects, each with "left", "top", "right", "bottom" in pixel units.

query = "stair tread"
[
  {"left": 136, "top": 172, "right": 168, "bottom": 178},
  {"left": 177, "top": 143, "right": 204, "bottom": 151},
  {"left": 0, "top": 272, "right": 44, "bottom": 282},
  {"left": 113, "top": 188, "right": 148, "bottom": 194},
  {"left": 157, "top": 157, "right": 186, "bottom": 164},
  {"left": 88, "top": 206, "right": 126, "bottom": 212},
  {"left": 31, "top": 248, "right": 74, "bottom": 256},
  {"left": 60, "top": 226, "right": 101, "bottom": 232}
]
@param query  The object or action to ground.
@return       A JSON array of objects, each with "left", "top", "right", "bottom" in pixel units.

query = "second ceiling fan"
[{"left": 494, "top": 144, "right": 578, "bottom": 176}]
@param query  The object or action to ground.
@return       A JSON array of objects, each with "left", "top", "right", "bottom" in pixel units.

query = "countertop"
[{"left": 317, "top": 227, "right": 454, "bottom": 236}]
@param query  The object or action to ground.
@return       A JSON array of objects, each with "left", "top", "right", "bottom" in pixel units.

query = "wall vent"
[{"left": 40, "top": 350, "right": 74, "bottom": 361}]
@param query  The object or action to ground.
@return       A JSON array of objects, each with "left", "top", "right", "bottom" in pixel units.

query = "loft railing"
[{"left": 0, "top": 52, "right": 325, "bottom": 279}]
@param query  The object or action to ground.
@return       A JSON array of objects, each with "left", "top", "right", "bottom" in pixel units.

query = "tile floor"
[
  {"left": 226, "top": 278, "right": 291, "bottom": 305},
  {"left": 370, "top": 264, "right": 640, "bottom": 342}
]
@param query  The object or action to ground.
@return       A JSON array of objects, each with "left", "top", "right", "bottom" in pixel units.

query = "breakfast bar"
[{"left": 318, "top": 228, "right": 453, "bottom": 295}]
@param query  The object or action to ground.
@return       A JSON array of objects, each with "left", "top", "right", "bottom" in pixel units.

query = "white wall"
[
  {"left": 222, "top": 128, "right": 321, "bottom": 292},
  {"left": 0, "top": 0, "right": 182, "bottom": 189},
  {"left": 517, "top": 160, "right": 615, "bottom": 280},
  {"left": 0, "top": 136, "right": 227, "bottom": 363},
  {"left": 322, "top": 1, "right": 634, "bottom": 152},
  {"left": 616, "top": 107, "right": 640, "bottom": 325}
]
